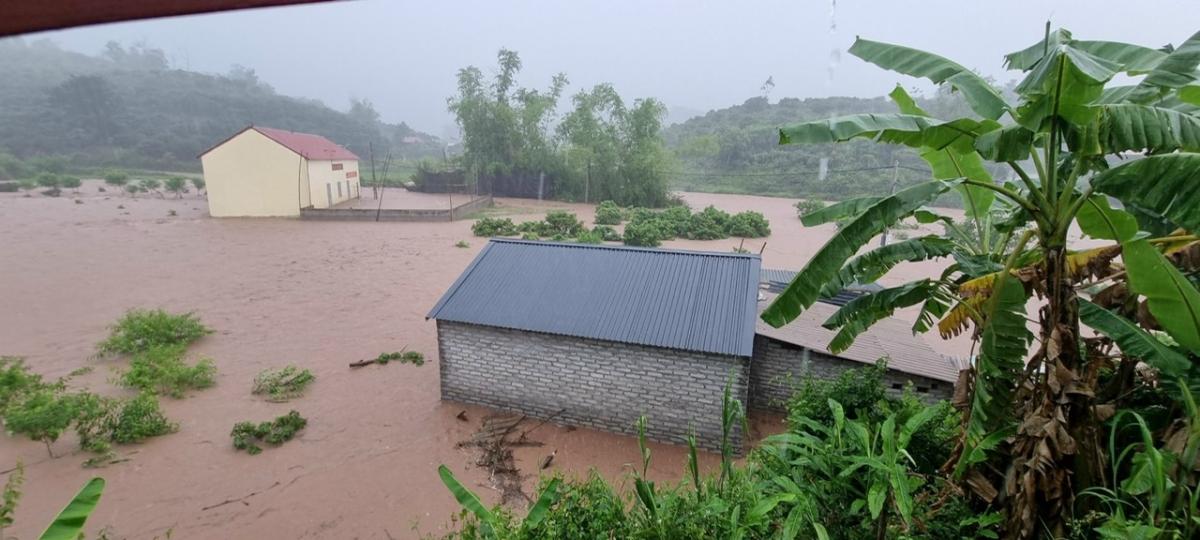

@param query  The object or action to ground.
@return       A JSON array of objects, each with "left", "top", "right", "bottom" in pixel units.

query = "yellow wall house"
[{"left": 199, "top": 126, "right": 362, "bottom": 217}]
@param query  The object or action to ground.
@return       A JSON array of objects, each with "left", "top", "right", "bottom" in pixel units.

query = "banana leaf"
[
  {"left": 39, "top": 478, "right": 105, "bottom": 540},
  {"left": 850, "top": 38, "right": 1008, "bottom": 120},
  {"left": 762, "top": 180, "right": 952, "bottom": 328},
  {"left": 1122, "top": 239, "right": 1200, "bottom": 354},
  {"left": 1079, "top": 300, "right": 1192, "bottom": 379},
  {"left": 1091, "top": 153, "right": 1200, "bottom": 233}
]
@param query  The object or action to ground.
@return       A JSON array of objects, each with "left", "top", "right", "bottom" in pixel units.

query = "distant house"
[
  {"left": 427, "top": 241, "right": 957, "bottom": 450},
  {"left": 199, "top": 126, "right": 361, "bottom": 217}
]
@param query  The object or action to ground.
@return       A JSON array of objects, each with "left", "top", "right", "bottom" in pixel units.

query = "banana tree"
[{"left": 763, "top": 27, "right": 1200, "bottom": 538}]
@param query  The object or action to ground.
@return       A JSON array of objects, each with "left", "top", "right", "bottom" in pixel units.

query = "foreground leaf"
[
  {"left": 762, "top": 181, "right": 952, "bottom": 327},
  {"left": 798, "top": 196, "right": 882, "bottom": 227},
  {"left": 1122, "top": 239, "right": 1200, "bottom": 354},
  {"left": 523, "top": 477, "right": 562, "bottom": 528},
  {"left": 825, "top": 235, "right": 957, "bottom": 295},
  {"left": 965, "top": 279, "right": 1031, "bottom": 444},
  {"left": 438, "top": 465, "right": 495, "bottom": 532},
  {"left": 1079, "top": 300, "right": 1192, "bottom": 379},
  {"left": 1097, "top": 104, "right": 1200, "bottom": 154},
  {"left": 1075, "top": 195, "right": 1139, "bottom": 242},
  {"left": 39, "top": 478, "right": 105, "bottom": 540},
  {"left": 1091, "top": 153, "right": 1200, "bottom": 233},
  {"left": 822, "top": 280, "right": 943, "bottom": 354},
  {"left": 851, "top": 38, "right": 1008, "bottom": 120}
]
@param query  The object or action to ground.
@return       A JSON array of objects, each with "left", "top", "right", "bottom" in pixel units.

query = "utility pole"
[
  {"left": 537, "top": 171, "right": 545, "bottom": 201},
  {"left": 585, "top": 159, "right": 591, "bottom": 204},
  {"left": 369, "top": 142, "right": 378, "bottom": 200},
  {"left": 880, "top": 159, "right": 899, "bottom": 247}
]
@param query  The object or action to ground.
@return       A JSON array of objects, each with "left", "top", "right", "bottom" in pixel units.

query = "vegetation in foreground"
[{"left": 96, "top": 309, "right": 211, "bottom": 356}]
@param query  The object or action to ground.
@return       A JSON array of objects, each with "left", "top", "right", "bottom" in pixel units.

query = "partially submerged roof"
[
  {"left": 428, "top": 239, "right": 762, "bottom": 356},
  {"left": 755, "top": 293, "right": 959, "bottom": 383},
  {"left": 199, "top": 126, "right": 359, "bottom": 161}
]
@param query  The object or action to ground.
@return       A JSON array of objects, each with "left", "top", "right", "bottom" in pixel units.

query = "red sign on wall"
[{"left": 346, "top": 171, "right": 357, "bottom": 179}]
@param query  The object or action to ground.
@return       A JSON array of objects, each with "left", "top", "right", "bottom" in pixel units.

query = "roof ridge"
[{"left": 488, "top": 238, "right": 762, "bottom": 259}]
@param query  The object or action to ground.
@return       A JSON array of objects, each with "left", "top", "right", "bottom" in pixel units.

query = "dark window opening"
[
  {"left": 917, "top": 386, "right": 929, "bottom": 393},
  {"left": 891, "top": 383, "right": 903, "bottom": 390},
  {"left": 332, "top": 163, "right": 344, "bottom": 171}
]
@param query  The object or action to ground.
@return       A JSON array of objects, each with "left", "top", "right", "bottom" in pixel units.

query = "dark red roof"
[{"left": 252, "top": 126, "right": 359, "bottom": 161}]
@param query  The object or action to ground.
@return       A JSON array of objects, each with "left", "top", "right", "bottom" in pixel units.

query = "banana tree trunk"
[{"left": 1006, "top": 243, "right": 1105, "bottom": 539}]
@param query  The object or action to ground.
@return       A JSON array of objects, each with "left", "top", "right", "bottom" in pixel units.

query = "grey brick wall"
[
  {"left": 437, "top": 320, "right": 749, "bottom": 451},
  {"left": 749, "top": 335, "right": 954, "bottom": 412}
]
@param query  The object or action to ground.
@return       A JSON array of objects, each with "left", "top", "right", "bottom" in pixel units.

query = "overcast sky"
[{"left": 33, "top": 0, "right": 1200, "bottom": 136}]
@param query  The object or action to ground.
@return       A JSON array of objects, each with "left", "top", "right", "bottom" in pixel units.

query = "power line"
[{"left": 661, "top": 164, "right": 933, "bottom": 178}]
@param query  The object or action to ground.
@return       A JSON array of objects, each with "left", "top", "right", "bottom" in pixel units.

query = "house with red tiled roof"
[{"left": 199, "top": 126, "right": 361, "bottom": 217}]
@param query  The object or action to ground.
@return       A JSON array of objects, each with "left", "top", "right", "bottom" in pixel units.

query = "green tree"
[
  {"left": 761, "top": 28, "right": 1200, "bottom": 538},
  {"left": 103, "top": 171, "right": 128, "bottom": 194},
  {"left": 163, "top": 177, "right": 187, "bottom": 198},
  {"left": 137, "top": 178, "right": 161, "bottom": 197},
  {"left": 190, "top": 177, "right": 205, "bottom": 196},
  {"left": 59, "top": 176, "right": 82, "bottom": 194},
  {"left": 35, "top": 172, "right": 60, "bottom": 196}
]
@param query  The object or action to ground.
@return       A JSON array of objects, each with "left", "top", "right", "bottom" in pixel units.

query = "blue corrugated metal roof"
[{"left": 428, "top": 239, "right": 762, "bottom": 356}]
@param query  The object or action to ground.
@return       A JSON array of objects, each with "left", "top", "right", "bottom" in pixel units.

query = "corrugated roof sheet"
[
  {"left": 428, "top": 239, "right": 762, "bottom": 356},
  {"left": 254, "top": 126, "right": 359, "bottom": 161},
  {"left": 755, "top": 293, "right": 959, "bottom": 383},
  {"left": 198, "top": 125, "right": 359, "bottom": 160}
]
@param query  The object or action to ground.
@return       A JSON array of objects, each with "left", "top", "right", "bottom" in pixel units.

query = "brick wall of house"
[
  {"left": 437, "top": 320, "right": 749, "bottom": 451},
  {"left": 749, "top": 335, "right": 954, "bottom": 412}
]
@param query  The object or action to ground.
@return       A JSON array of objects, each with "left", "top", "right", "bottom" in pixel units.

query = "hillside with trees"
[
  {"left": 662, "top": 87, "right": 1010, "bottom": 203},
  {"left": 0, "top": 38, "right": 441, "bottom": 176}
]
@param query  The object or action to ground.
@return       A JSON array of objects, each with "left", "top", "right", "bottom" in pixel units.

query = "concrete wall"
[
  {"left": 200, "top": 129, "right": 307, "bottom": 217},
  {"left": 437, "top": 320, "right": 749, "bottom": 450},
  {"left": 299, "top": 196, "right": 494, "bottom": 222},
  {"left": 306, "top": 159, "right": 361, "bottom": 209},
  {"left": 749, "top": 335, "right": 954, "bottom": 412}
]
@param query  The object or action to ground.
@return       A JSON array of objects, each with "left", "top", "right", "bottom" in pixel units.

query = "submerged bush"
[
  {"left": 727, "top": 211, "right": 771, "bottom": 237},
  {"left": 231, "top": 410, "right": 307, "bottom": 455},
  {"left": 592, "top": 225, "right": 621, "bottom": 242},
  {"left": 252, "top": 366, "right": 316, "bottom": 402},
  {"left": 622, "top": 220, "right": 664, "bottom": 247},
  {"left": 118, "top": 344, "right": 216, "bottom": 398},
  {"left": 471, "top": 217, "right": 518, "bottom": 237},
  {"left": 107, "top": 392, "right": 177, "bottom": 444},
  {"left": 97, "top": 309, "right": 211, "bottom": 355},
  {"left": 593, "top": 200, "right": 623, "bottom": 225},
  {"left": 543, "top": 211, "right": 584, "bottom": 236}
]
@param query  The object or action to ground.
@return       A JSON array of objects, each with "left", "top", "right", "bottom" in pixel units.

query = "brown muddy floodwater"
[{"left": 0, "top": 182, "right": 969, "bottom": 539}]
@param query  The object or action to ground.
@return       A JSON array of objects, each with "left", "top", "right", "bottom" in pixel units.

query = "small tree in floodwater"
[
  {"left": 137, "top": 178, "right": 162, "bottom": 198},
  {"left": 163, "top": 177, "right": 187, "bottom": 198},
  {"left": 190, "top": 177, "right": 205, "bottom": 197},
  {"left": 60, "top": 176, "right": 82, "bottom": 194},
  {"left": 35, "top": 172, "right": 61, "bottom": 197},
  {"left": 103, "top": 171, "right": 128, "bottom": 195}
]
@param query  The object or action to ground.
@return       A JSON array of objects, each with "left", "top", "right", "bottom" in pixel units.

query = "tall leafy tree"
[{"left": 763, "top": 28, "right": 1200, "bottom": 538}]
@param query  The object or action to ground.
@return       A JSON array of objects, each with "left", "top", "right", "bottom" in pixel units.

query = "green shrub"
[
  {"left": 455, "top": 240, "right": 471, "bottom": 248},
  {"left": 0, "top": 357, "right": 48, "bottom": 411},
  {"left": 794, "top": 199, "right": 826, "bottom": 216},
  {"left": 97, "top": 309, "right": 212, "bottom": 355},
  {"left": 687, "top": 206, "right": 731, "bottom": 240},
  {"left": 118, "top": 344, "right": 216, "bottom": 398},
  {"left": 35, "top": 172, "right": 60, "bottom": 189},
  {"left": 472, "top": 217, "right": 518, "bottom": 237},
  {"left": 593, "top": 225, "right": 621, "bottom": 242},
  {"left": 2, "top": 388, "right": 78, "bottom": 457},
  {"left": 163, "top": 177, "right": 187, "bottom": 198},
  {"left": 622, "top": 220, "right": 664, "bottom": 247},
  {"left": 726, "top": 211, "right": 771, "bottom": 237},
  {"left": 252, "top": 366, "right": 315, "bottom": 402},
  {"left": 593, "top": 201, "right": 624, "bottom": 225},
  {"left": 0, "top": 461, "right": 21, "bottom": 536},
  {"left": 60, "top": 176, "right": 82, "bottom": 192},
  {"left": 16, "top": 179, "right": 37, "bottom": 194},
  {"left": 575, "top": 230, "right": 603, "bottom": 244},
  {"left": 521, "top": 232, "right": 540, "bottom": 241},
  {"left": 657, "top": 206, "right": 692, "bottom": 238},
  {"left": 108, "top": 392, "right": 176, "bottom": 444},
  {"left": 190, "top": 178, "right": 205, "bottom": 192},
  {"left": 543, "top": 211, "right": 584, "bottom": 236},
  {"left": 231, "top": 410, "right": 307, "bottom": 455}
]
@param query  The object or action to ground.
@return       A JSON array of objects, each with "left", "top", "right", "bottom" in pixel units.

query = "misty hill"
[
  {"left": 0, "top": 39, "right": 441, "bottom": 173},
  {"left": 663, "top": 93, "right": 981, "bottom": 201}
]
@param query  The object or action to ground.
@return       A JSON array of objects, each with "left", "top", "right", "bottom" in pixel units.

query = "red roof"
[{"left": 252, "top": 126, "right": 359, "bottom": 161}]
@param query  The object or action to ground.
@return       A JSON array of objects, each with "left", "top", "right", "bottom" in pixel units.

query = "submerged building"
[{"left": 428, "top": 240, "right": 958, "bottom": 450}]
